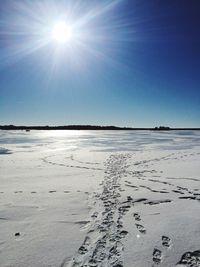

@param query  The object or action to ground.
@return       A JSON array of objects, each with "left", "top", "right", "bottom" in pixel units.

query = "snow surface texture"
[{"left": 0, "top": 130, "right": 200, "bottom": 267}]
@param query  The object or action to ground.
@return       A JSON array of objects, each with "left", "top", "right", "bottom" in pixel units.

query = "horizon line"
[{"left": 0, "top": 125, "right": 200, "bottom": 131}]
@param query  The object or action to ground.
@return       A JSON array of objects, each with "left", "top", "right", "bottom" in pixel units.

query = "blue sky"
[{"left": 0, "top": 0, "right": 200, "bottom": 127}]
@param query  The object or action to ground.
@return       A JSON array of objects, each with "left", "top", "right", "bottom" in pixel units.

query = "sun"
[{"left": 52, "top": 21, "right": 73, "bottom": 44}]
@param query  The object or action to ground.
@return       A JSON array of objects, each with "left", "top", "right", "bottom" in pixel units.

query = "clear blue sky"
[{"left": 0, "top": 0, "right": 200, "bottom": 127}]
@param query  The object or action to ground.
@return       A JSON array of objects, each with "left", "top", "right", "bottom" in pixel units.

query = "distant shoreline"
[{"left": 0, "top": 125, "right": 200, "bottom": 131}]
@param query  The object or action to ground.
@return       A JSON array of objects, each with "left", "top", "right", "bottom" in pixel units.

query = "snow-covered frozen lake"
[{"left": 0, "top": 130, "right": 200, "bottom": 267}]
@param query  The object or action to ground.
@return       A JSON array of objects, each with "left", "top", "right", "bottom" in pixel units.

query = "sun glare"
[
  {"left": 52, "top": 22, "right": 73, "bottom": 44},
  {"left": 0, "top": 0, "right": 124, "bottom": 68}
]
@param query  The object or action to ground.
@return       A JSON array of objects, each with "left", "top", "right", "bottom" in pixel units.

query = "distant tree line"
[
  {"left": 0, "top": 125, "right": 133, "bottom": 130},
  {"left": 0, "top": 125, "right": 199, "bottom": 131}
]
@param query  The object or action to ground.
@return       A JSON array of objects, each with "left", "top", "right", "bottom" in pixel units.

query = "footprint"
[
  {"left": 91, "top": 212, "right": 98, "bottom": 219},
  {"left": 133, "top": 213, "right": 141, "bottom": 221},
  {"left": 162, "top": 236, "right": 171, "bottom": 248},
  {"left": 144, "top": 199, "right": 172, "bottom": 205},
  {"left": 92, "top": 237, "right": 108, "bottom": 262},
  {"left": 179, "top": 196, "right": 196, "bottom": 200},
  {"left": 132, "top": 198, "right": 147, "bottom": 203},
  {"left": 118, "top": 205, "right": 131, "bottom": 215},
  {"left": 88, "top": 258, "right": 98, "bottom": 266},
  {"left": 118, "top": 230, "right": 128, "bottom": 239},
  {"left": 78, "top": 236, "right": 91, "bottom": 255},
  {"left": 108, "top": 242, "right": 124, "bottom": 265},
  {"left": 172, "top": 190, "right": 184, "bottom": 195},
  {"left": 15, "top": 232, "right": 20, "bottom": 236},
  {"left": 78, "top": 245, "right": 88, "bottom": 255},
  {"left": 127, "top": 196, "right": 133, "bottom": 201},
  {"left": 135, "top": 223, "right": 146, "bottom": 234},
  {"left": 112, "top": 264, "right": 123, "bottom": 267},
  {"left": 153, "top": 248, "right": 162, "bottom": 264},
  {"left": 176, "top": 250, "right": 200, "bottom": 266}
]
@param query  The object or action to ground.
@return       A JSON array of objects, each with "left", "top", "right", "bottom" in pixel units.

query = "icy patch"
[{"left": 0, "top": 147, "right": 12, "bottom": 155}]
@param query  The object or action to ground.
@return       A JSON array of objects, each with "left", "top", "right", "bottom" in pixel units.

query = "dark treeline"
[
  {"left": 0, "top": 125, "right": 133, "bottom": 130},
  {"left": 0, "top": 125, "right": 200, "bottom": 131}
]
